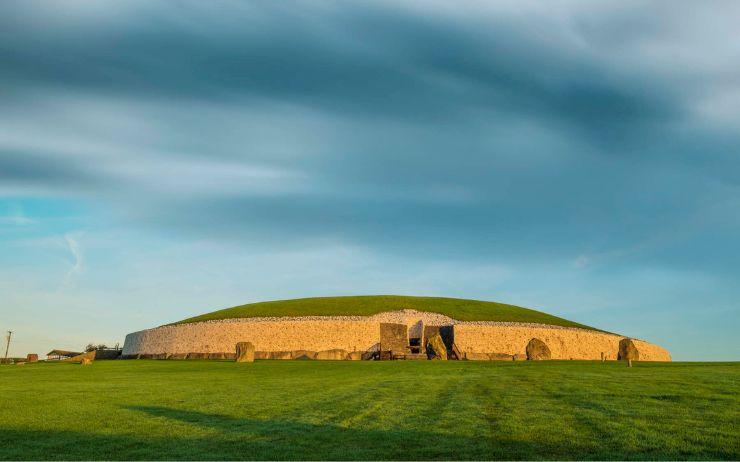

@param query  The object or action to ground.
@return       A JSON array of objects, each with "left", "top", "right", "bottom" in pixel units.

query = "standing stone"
[
  {"left": 423, "top": 326, "right": 455, "bottom": 354},
  {"left": 380, "top": 323, "right": 408, "bottom": 356},
  {"left": 426, "top": 333, "right": 447, "bottom": 360},
  {"left": 235, "top": 342, "right": 255, "bottom": 363},
  {"left": 68, "top": 350, "right": 96, "bottom": 364},
  {"left": 618, "top": 338, "right": 640, "bottom": 362},
  {"left": 526, "top": 338, "right": 551, "bottom": 360}
]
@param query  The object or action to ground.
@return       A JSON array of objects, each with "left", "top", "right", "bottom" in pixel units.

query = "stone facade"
[
  {"left": 453, "top": 324, "right": 671, "bottom": 361},
  {"left": 123, "top": 320, "right": 380, "bottom": 355},
  {"left": 122, "top": 310, "right": 671, "bottom": 361}
]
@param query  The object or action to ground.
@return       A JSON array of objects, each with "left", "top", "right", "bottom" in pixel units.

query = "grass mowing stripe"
[{"left": 0, "top": 360, "right": 738, "bottom": 460}]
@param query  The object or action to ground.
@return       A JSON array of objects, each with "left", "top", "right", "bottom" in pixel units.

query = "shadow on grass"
[
  {"left": 0, "top": 406, "right": 573, "bottom": 461},
  {"left": 123, "top": 405, "right": 498, "bottom": 460},
  {"left": 0, "top": 405, "right": 735, "bottom": 460}
]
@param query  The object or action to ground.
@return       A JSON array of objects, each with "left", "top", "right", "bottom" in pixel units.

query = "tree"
[{"left": 84, "top": 343, "right": 109, "bottom": 352}]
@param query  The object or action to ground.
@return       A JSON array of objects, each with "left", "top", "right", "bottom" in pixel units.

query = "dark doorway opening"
[{"left": 409, "top": 337, "right": 422, "bottom": 354}]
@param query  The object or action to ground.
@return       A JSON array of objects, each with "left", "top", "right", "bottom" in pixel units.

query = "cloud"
[
  {"left": 0, "top": 1, "right": 683, "bottom": 132},
  {"left": 0, "top": 1, "right": 738, "bottom": 272},
  {"left": 0, "top": 150, "right": 101, "bottom": 189},
  {"left": 63, "top": 234, "right": 83, "bottom": 287},
  {"left": 0, "top": 1, "right": 739, "bottom": 360},
  {"left": 0, "top": 203, "right": 34, "bottom": 225}
]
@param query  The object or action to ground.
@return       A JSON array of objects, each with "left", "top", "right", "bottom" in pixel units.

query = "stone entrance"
[
  {"left": 379, "top": 323, "right": 408, "bottom": 356},
  {"left": 378, "top": 322, "right": 428, "bottom": 359}
]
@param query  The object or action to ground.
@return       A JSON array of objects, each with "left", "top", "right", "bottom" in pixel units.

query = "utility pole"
[{"left": 4, "top": 331, "right": 12, "bottom": 361}]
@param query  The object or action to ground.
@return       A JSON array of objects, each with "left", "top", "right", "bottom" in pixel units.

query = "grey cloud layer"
[
  {"left": 1, "top": 2, "right": 679, "bottom": 128},
  {"left": 1, "top": 0, "right": 739, "bottom": 271}
]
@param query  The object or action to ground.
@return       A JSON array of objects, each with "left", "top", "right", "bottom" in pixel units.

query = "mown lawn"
[{"left": 0, "top": 360, "right": 737, "bottom": 460}]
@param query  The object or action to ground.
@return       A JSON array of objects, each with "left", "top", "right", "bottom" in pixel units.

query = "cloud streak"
[
  {"left": 1, "top": 1, "right": 737, "bottom": 265},
  {"left": 63, "top": 234, "right": 83, "bottom": 287}
]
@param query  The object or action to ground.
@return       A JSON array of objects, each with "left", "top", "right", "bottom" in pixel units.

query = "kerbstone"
[
  {"left": 464, "top": 352, "right": 489, "bottom": 361},
  {"left": 292, "top": 350, "right": 317, "bottom": 360},
  {"left": 315, "top": 349, "right": 348, "bottom": 360}
]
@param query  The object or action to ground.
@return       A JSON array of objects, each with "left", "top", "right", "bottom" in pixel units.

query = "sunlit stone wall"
[
  {"left": 122, "top": 310, "right": 671, "bottom": 361},
  {"left": 453, "top": 324, "right": 671, "bottom": 361}
]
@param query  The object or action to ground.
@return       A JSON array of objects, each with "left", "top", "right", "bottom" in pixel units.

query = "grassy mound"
[{"left": 175, "top": 295, "right": 597, "bottom": 330}]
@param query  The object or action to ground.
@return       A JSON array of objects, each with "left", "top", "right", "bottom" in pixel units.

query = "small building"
[{"left": 46, "top": 350, "right": 82, "bottom": 361}]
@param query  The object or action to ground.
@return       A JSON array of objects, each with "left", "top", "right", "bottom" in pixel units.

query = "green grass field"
[
  {"left": 1, "top": 361, "right": 737, "bottom": 460},
  {"left": 176, "top": 295, "right": 598, "bottom": 330}
]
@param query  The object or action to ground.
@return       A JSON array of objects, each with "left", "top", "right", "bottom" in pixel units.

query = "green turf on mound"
[{"left": 174, "top": 295, "right": 597, "bottom": 330}]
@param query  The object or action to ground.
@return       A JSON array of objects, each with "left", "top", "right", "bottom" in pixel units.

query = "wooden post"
[
  {"left": 600, "top": 352, "right": 605, "bottom": 363},
  {"left": 3, "top": 331, "right": 12, "bottom": 362}
]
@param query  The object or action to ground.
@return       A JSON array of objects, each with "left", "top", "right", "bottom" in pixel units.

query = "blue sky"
[{"left": 1, "top": 1, "right": 738, "bottom": 360}]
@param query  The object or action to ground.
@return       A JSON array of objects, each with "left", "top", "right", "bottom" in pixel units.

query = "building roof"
[{"left": 47, "top": 349, "right": 82, "bottom": 357}]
